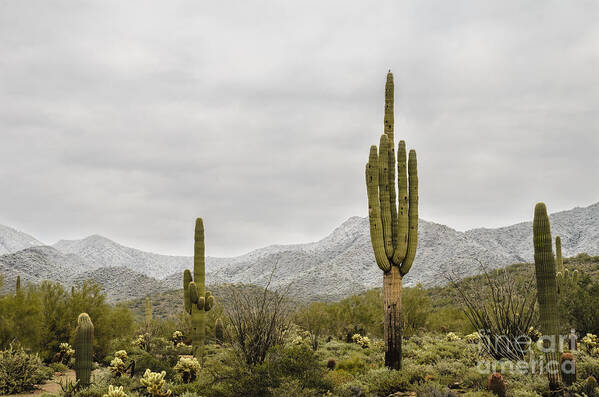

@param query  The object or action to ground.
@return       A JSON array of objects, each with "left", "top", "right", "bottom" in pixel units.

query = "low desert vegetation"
[{"left": 0, "top": 254, "right": 598, "bottom": 396}]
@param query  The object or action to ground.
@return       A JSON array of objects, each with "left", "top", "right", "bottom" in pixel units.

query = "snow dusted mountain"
[
  {"left": 0, "top": 202, "right": 597, "bottom": 301},
  {"left": 53, "top": 235, "right": 192, "bottom": 279},
  {"left": 0, "top": 224, "right": 43, "bottom": 255}
]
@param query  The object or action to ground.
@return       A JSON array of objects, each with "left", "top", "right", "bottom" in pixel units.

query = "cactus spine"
[
  {"left": 183, "top": 218, "right": 215, "bottom": 361},
  {"left": 74, "top": 313, "right": 94, "bottom": 387},
  {"left": 532, "top": 203, "right": 561, "bottom": 389},
  {"left": 145, "top": 298, "right": 153, "bottom": 325},
  {"left": 365, "top": 71, "right": 418, "bottom": 370}
]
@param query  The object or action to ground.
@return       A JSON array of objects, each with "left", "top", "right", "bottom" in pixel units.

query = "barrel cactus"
[
  {"left": 74, "top": 313, "right": 94, "bottom": 387},
  {"left": 183, "top": 218, "right": 215, "bottom": 361},
  {"left": 532, "top": 203, "right": 561, "bottom": 389},
  {"left": 560, "top": 352, "right": 576, "bottom": 386},
  {"left": 365, "top": 71, "right": 418, "bottom": 370},
  {"left": 487, "top": 373, "right": 507, "bottom": 397}
]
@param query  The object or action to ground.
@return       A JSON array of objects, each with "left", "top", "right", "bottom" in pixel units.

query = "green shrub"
[
  {"left": 50, "top": 362, "right": 70, "bottom": 374},
  {"left": 336, "top": 354, "right": 367, "bottom": 374},
  {"left": 362, "top": 368, "right": 412, "bottom": 395},
  {"left": 0, "top": 345, "right": 53, "bottom": 394}
]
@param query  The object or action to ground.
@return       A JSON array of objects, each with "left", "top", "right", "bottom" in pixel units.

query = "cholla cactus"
[
  {"left": 174, "top": 357, "right": 201, "bottom": 383},
  {"left": 581, "top": 333, "right": 598, "bottom": 353},
  {"left": 465, "top": 332, "right": 480, "bottom": 344},
  {"left": 103, "top": 385, "right": 128, "bottom": 397},
  {"left": 58, "top": 342, "right": 75, "bottom": 364},
  {"left": 109, "top": 357, "right": 127, "bottom": 377},
  {"left": 351, "top": 334, "right": 371, "bottom": 349},
  {"left": 114, "top": 350, "right": 128, "bottom": 361},
  {"left": 446, "top": 332, "right": 460, "bottom": 342},
  {"left": 133, "top": 333, "right": 151, "bottom": 352},
  {"left": 171, "top": 331, "right": 184, "bottom": 347},
  {"left": 527, "top": 326, "right": 542, "bottom": 341},
  {"left": 140, "top": 369, "right": 172, "bottom": 397}
]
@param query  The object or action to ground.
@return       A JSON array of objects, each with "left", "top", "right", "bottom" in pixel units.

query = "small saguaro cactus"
[
  {"left": 145, "top": 297, "right": 153, "bottom": 325},
  {"left": 74, "top": 313, "right": 94, "bottom": 387},
  {"left": 365, "top": 71, "right": 418, "bottom": 370},
  {"left": 183, "top": 218, "right": 215, "bottom": 361},
  {"left": 214, "top": 317, "right": 224, "bottom": 344},
  {"left": 532, "top": 203, "right": 561, "bottom": 389}
]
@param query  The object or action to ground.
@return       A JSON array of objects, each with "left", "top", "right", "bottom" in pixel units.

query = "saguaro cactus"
[
  {"left": 74, "top": 313, "right": 94, "bottom": 387},
  {"left": 145, "top": 298, "right": 153, "bottom": 325},
  {"left": 532, "top": 203, "right": 561, "bottom": 389},
  {"left": 182, "top": 218, "right": 215, "bottom": 361},
  {"left": 365, "top": 71, "right": 418, "bottom": 370}
]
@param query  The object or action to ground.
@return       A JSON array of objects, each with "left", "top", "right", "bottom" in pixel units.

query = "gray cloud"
[{"left": 0, "top": 0, "right": 597, "bottom": 256}]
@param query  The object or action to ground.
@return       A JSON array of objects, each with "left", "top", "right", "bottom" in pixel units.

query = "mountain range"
[{"left": 0, "top": 202, "right": 597, "bottom": 302}]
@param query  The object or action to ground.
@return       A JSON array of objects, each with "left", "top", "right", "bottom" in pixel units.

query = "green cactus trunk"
[
  {"left": 183, "top": 218, "right": 215, "bottom": 362},
  {"left": 145, "top": 298, "right": 153, "bottom": 326},
  {"left": 532, "top": 203, "right": 561, "bottom": 390},
  {"left": 215, "top": 317, "right": 224, "bottom": 344},
  {"left": 555, "top": 236, "right": 563, "bottom": 274},
  {"left": 74, "top": 313, "right": 94, "bottom": 387},
  {"left": 365, "top": 71, "right": 418, "bottom": 370}
]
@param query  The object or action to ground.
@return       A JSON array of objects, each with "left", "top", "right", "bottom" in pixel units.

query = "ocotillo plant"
[
  {"left": 365, "top": 71, "right": 418, "bottom": 370},
  {"left": 532, "top": 203, "right": 561, "bottom": 389},
  {"left": 183, "top": 218, "right": 215, "bottom": 361},
  {"left": 74, "top": 313, "right": 94, "bottom": 387},
  {"left": 145, "top": 298, "right": 153, "bottom": 326}
]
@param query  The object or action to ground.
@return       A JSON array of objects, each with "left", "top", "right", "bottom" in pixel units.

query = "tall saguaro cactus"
[
  {"left": 365, "top": 71, "right": 418, "bottom": 370},
  {"left": 74, "top": 313, "right": 94, "bottom": 387},
  {"left": 183, "top": 218, "right": 215, "bottom": 361},
  {"left": 532, "top": 203, "right": 561, "bottom": 389}
]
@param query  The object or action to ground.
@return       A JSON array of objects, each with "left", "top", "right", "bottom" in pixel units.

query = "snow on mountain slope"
[{"left": 0, "top": 224, "right": 44, "bottom": 255}]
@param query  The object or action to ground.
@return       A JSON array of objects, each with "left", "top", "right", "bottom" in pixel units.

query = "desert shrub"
[
  {"left": 0, "top": 345, "right": 53, "bottom": 394},
  {"left": 324, "top": 369, "right": 354, "bottom": 388},
  {"left": 265, "top": 343, "right": 331, "bottom": 391},
  {"left": 361, "top": 368, "right": 412, "bottom": 395},
  {"left": 336, "top": 354, "right": 367, "bottom": 374},
  {"left": 268, "top": 378, "right": 323, "bottom": 397},
  {"left": 577, "top": 353, "right": 599, "bottom": 380},
  {"left": 50, "top": 362, "right": 70, "bottom": 374},
  {"left": 221, "top": 280, "right": 292, "bottom": 366}
]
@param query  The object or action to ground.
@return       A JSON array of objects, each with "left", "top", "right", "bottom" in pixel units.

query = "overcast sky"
[{"left": 0, "top": 1, "right": 597, "bottom": 257}]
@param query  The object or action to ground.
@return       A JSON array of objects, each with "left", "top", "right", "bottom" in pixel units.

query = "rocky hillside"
[
  {"left": 53, "top": 235, "right": 191, "bottom": 279},
  {"left": 0, "top": 224, "right": 43, "bottom": 255},
  {"left": 0, "top": 202, "right": 597, "bottom": 302}
]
